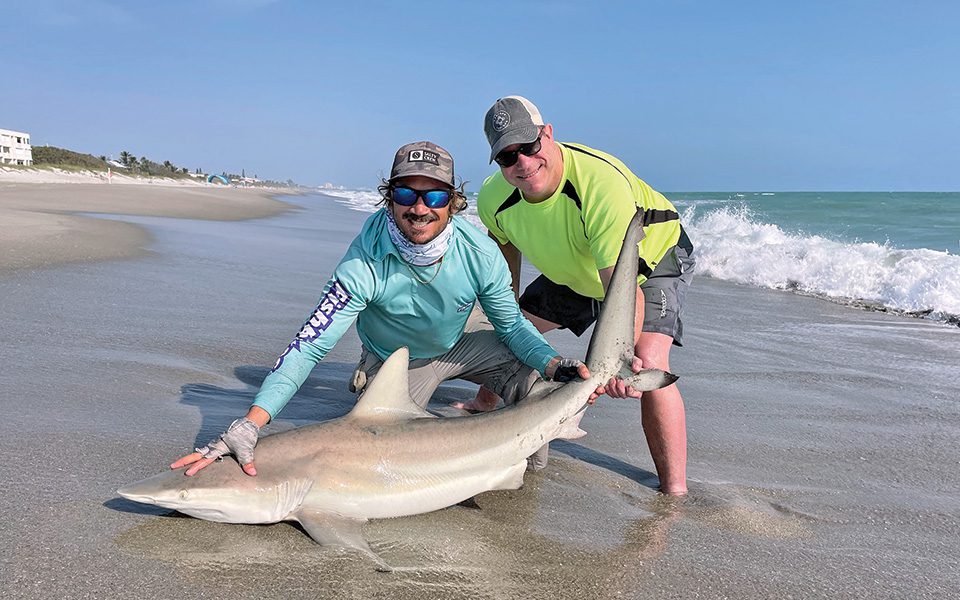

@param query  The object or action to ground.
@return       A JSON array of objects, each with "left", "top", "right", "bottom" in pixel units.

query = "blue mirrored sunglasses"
[{"left": 390, "top": 186, "right": 452, "bottom": 209}]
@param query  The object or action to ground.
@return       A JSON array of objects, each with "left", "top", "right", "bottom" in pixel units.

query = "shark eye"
[{"left": 179, "top": 490, "right": 189, "bottom": 500}]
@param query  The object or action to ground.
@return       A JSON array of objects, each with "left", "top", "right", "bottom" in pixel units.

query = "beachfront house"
[{"left": 0, "top": 128, "right": 33, "bottom": 166}]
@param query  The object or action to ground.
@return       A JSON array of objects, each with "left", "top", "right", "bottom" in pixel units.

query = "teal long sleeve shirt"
[{"left": 252, "top": 209, "right": 557, "bottom": 419}]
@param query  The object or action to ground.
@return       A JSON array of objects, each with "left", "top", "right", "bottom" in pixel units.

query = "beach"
[
  {"left": 0, "top": 176, "right": 293, "bottom": 273},
  {"left": 1, "top": 183, "right": 958, "bottom": 599}
]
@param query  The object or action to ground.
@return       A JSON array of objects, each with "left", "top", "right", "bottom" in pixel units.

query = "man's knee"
[{"left": 636, "top": 332, "right": 675, "bottom": 370}]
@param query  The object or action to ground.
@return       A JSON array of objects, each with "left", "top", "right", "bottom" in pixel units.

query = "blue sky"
[{"left": 4, "top": 1, "right": 958, "bottom": 191}]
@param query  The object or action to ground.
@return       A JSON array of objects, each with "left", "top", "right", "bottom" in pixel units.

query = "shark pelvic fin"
[
  {"left": 295, "top": 509, "right": 392, "bottom": 572},
  {"left": 488, "top": 460, "right": 527, "bottom": 491},
  {"left": 347, "top": 346, "right": 435, "bottom": 423},
  {"left": 557, "top": 408, "right": 588, "bottom": 440}
]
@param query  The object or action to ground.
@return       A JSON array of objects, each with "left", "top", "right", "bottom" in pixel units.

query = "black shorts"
[{"left": 519, "top": 244, "right": 695, "bottom": 346}]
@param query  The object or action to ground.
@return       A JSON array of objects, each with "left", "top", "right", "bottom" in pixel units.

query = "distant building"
[{"left": 0, "top": 128, "right": 33, "bottom": 165}]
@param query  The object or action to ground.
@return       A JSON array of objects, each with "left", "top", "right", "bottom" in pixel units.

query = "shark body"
[{"left": 118, "top": 210, "right": 675, "bottom": 567}]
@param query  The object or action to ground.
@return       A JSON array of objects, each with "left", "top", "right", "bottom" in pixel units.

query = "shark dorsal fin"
[{"left": 346, "top": 347, "right": 435, "bottom": 423}]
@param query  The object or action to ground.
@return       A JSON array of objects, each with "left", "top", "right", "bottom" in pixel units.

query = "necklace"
[{"left": 404, "top": 257, "right": 443, "bottom": 285}]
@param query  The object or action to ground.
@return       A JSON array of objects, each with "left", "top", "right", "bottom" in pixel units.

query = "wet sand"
[
  {"left": 0, "top": 189, "right": 957, "bottom": 599},
  {"left": 0, "top": 182, "right": 293, "bottom": 272}
]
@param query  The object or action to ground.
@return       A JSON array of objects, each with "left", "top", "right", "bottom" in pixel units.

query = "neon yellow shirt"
[{"left": 478, "top": 142, "right": 683, "bottom": 300}]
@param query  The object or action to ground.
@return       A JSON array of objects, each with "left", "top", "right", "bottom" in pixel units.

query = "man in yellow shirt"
[{"left": 470, "top": 96, "right": 695, "bottom": 495}]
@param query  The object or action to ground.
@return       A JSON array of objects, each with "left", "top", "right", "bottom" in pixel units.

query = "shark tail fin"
[{"left": 585, "top": 209, "right": 644, "bottom": 379}]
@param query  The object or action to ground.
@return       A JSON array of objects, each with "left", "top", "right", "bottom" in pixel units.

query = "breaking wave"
[{"left": 682, "top": 205, "right": 960, "bottom": 324}]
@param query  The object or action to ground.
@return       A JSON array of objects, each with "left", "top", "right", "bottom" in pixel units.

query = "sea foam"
[{"left": 683, "top": 205, "right": 960, "bottom": 323}]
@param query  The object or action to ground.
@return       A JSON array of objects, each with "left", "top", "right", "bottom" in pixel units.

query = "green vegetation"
[
  {"left": 28, "top": 145, "right": 198, "bottom": 179},
  {"left": 108, "top": 149, "right": 193, "bottom": 179},
  {"left": 25, "top": 145, "right": 299, "bottom": 187},
  {"left": 32, "top": 146, "right": 109, "bottom": 170}
]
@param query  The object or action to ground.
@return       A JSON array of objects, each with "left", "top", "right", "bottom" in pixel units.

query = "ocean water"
[{"left": 322, "top": 189, "right": 960, "bottom": 324}]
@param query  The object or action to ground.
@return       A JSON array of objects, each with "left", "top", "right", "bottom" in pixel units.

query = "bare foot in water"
[
  {"left": 451, "top": 385, "right": 501, "bottom": 413},
  {"left": 659, "top": 483, "right": 688, "bottom": 496}
]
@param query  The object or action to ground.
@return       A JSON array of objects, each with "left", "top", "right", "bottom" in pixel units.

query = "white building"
[{"left": 0, "top": 128, "right": 33, "bottom": 165}]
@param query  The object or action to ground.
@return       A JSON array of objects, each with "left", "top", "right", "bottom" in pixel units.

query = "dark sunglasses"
[
  {"left": 494, "top": 135, "right": 543, "bottom": 168},
  {"left": 390, "top": 186, "right": 452, "bottom": 208}
]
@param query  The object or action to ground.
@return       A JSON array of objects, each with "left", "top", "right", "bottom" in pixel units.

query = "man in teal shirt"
[{"left": 172, "top": 141, "right": 594, "bottom": 476}]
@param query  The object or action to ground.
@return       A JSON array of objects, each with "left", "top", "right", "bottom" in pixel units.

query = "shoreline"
[{"left": 0, "top": 181, "right": 298, "bottom": 275}]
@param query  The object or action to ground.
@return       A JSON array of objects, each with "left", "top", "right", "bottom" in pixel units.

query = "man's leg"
[
  {"left": 438, "top": 308, "right": 540, "bottom": 399},
  {"left": 636, "top": 330, "right": 687, "bottom": 495},
  {"left": 452, "top": 382, "right": 501, "bottom": 412},
  {"left": 636, "top": 244, "right": 693, "bottom": 495},
  {"left": 454, "top": 308, "right": 561, "bottom": 412},
  {"left": 360, "top": 309, "right": 540, "bottom": 412}
]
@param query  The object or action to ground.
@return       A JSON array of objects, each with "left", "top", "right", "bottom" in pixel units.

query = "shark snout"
[
  {"left": 117, "top": 483, "right": 160, "bottom": 505},
  {"left": 117, "top": 471, "right": 186, "bottom": 506}
]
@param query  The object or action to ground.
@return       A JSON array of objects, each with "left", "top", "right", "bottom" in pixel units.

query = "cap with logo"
[
  {"left": 389, "top": 141, "right": 455, "bottom": 187},
  {"left": 483, "top": 96, "right": 545, "bottom": 163}
]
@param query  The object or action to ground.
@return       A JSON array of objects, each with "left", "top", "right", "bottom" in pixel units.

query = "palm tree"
[{"left": 119, "top": 151, "right": 132, "bottom": 166}]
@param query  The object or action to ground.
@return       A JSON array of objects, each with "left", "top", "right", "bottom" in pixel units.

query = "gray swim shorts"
[
  {"left": 349, "top": 307, "right": 540, "bottom": 409},
  {"left": 519, "top": 243, "right": 695, "bottom": 346}
]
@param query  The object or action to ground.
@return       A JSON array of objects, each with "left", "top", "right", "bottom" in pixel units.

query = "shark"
[{"left": 117, "top": 210, "right": 677, "bottom": 569}]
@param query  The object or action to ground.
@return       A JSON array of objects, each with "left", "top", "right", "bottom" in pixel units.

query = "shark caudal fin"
[{"left": 585, "top": 210, "right": 644, "bottom": 379}]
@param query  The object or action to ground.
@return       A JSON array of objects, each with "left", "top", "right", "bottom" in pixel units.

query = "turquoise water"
[{"left": 669, "top": 192, "right": 960, "bottom": 253}]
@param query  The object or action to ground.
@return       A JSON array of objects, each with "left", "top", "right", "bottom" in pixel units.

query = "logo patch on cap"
[
  {"left": 408, "top": 149, "right": 440, "bottom": 165},
  {"left": 492, "top": 110, "right": 511, "bottom": 132}
]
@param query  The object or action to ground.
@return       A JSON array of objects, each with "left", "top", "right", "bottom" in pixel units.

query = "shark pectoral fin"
[
  {"left": 295, "top": 510, "right": 392, "bottom": 572},
  {"left": 617, "top": 368, "right": 679, "bottom": 392},
  {"left": 346, "top": 347, "right": 435, "bottom": 424},
  {"left": 557, "top": 408, "right": 588, "bottom": 440}
]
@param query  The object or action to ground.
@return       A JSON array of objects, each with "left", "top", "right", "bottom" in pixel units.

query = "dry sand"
[{"left": 0, "top": 180, "right": 295, "bottom": 273}]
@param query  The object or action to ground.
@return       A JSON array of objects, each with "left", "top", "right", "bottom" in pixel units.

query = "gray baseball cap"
[
  {"left": 483, "top": 96, "right": 545, "bottom": 163},
  {"left": 389, "top": 141, "right": 455, "bottom": 187}
]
